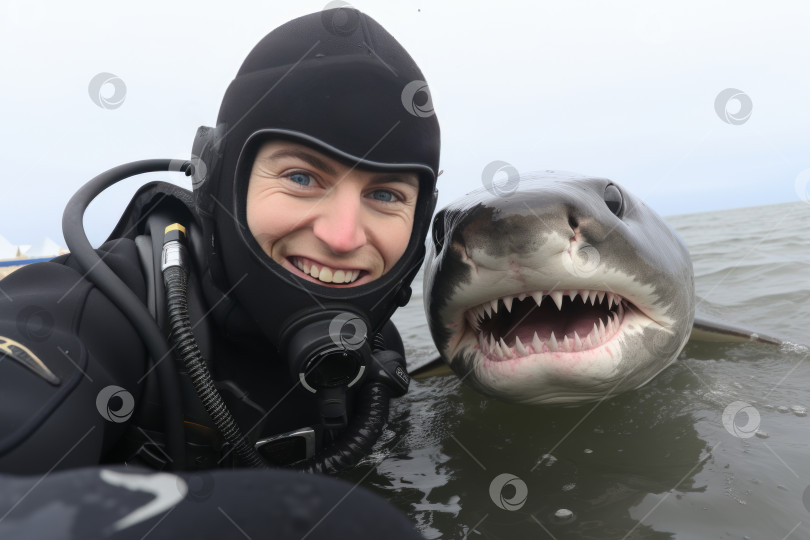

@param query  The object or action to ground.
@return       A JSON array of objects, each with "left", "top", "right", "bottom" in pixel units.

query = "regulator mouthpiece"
[{"left": 282, "top": 310, "right": 371, "bottom": 429}]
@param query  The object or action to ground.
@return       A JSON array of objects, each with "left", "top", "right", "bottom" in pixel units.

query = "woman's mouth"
[{"left": 290, "top": 256, "right": 362, "bottom": 285}]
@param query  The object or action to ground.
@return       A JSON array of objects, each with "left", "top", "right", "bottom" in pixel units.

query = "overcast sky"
[{"left": 1, "top": 0, "right": 809, "bottom": 247}]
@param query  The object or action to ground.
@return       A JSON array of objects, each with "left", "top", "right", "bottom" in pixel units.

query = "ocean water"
[{"left": 342, "top": 201, "right": 810, "bottom": 539}]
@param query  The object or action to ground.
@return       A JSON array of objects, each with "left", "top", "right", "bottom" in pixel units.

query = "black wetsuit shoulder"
[{"left": 0, "top": 239, "right": 148, "bottom": 474}]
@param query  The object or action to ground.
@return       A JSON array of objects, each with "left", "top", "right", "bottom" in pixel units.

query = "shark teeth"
[
  {"left": 466, "top": 289, "right": 627, "bottom": 331},
  {"left": 503, "top": 296, "right": 514, "bottom": 313},
  {"left": 475, "top": 304, "right": 625, "bottom": 360}
]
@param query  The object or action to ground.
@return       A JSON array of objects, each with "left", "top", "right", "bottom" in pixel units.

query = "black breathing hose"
[
  {"left": 62, "top": 159, "right": 187, "bottom": 469},
  {"left": 162, "top": 261, "right": 266, "bottom": 468},
  {"left": 296, "top": 382, "right": 392, "bottom": 474}
]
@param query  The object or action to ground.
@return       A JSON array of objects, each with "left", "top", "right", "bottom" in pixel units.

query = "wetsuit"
[{"left": 0, "top": 184, "right": 421, "bottom": 539}]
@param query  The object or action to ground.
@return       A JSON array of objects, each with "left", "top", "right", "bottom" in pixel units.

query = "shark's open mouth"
[{"left": 464, "top": 289, "right": 630, "bottom": 360}]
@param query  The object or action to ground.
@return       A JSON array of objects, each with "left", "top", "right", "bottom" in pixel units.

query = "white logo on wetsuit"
[{"left": 99, "top": 470, "right": 188, "bottom": 531}]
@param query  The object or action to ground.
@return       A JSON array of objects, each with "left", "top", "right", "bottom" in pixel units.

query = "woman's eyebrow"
[
  {"left": 262, "top": 149, "right": 418, "bottom": 188},
  {"left": 369, "top": 175, "right": 419, "bottom": 188},
  {"left": 263, "top": 149, "right": 337, "bottom": 176}
]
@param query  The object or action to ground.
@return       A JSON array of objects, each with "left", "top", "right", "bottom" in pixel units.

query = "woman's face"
[{"left": 246, "top": 140, "right": 420, "bottom": 287}]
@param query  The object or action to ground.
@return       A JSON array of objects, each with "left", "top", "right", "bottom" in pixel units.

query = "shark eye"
[
  {"left": 604, "top": 184, "right": 624, "bottom": 217},
  {"left": 431, "top": 210, "right": 446, "bottom": 252}
]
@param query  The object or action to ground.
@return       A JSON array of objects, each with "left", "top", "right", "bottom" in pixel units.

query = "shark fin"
[{"left": 689, "top": 316, "right": 783, "bottom": 346}]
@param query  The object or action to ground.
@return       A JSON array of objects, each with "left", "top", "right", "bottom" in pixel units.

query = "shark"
[{"left": 421, "top": 172, "right": 783, "bottom": 405}]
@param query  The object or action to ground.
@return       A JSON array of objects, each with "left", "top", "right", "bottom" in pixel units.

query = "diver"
[{"left": 0, "top": 9, "right": 438, "bottom": 539}]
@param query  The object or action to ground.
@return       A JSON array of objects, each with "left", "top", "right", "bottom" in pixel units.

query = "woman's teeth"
[{"left": 292, "top": 257, "right": 361, "bottom": 284}]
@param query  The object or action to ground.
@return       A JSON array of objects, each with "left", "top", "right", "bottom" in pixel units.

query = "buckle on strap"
[{"left": 254, "top": 427, "right": 316, "bottom": 466}]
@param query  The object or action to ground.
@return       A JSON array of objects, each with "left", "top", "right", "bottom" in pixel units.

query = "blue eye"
[
  {"left": 288, "top": 172, "right": 312, "bottom": 186},
  {"left": 370, "top": 190, "right": 397, "bottom": 202}
]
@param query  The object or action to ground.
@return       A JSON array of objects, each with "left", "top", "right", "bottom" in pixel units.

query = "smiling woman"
[{"left": 246, "top": 139, "right": 420, "bottom": 286}]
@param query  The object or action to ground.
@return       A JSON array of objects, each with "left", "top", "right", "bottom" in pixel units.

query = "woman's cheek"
[{"left": 247, "top": 198, "right": 277, "bottom": 242}]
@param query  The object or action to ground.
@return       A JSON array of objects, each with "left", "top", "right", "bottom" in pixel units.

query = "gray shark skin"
[{"left": 423, "top": 172, "right": 695, "bottom": 405}]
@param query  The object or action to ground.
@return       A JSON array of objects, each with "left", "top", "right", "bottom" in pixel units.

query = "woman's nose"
[{"left": 312, "top": 188, "right": 367, "bottom": 253}]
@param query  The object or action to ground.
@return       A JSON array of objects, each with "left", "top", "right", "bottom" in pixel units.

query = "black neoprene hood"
[{"left": 194, "top": 9, "right": 441, "bottom": 348}]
